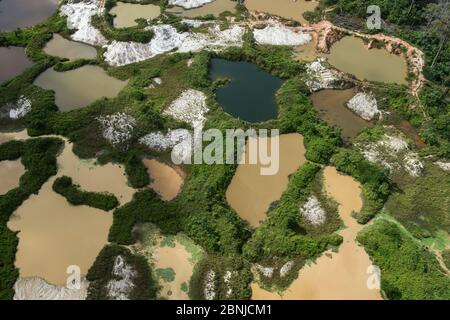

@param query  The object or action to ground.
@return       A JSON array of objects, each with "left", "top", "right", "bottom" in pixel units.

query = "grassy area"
[
  {"left": 442, "top": 249, "right": 450, "bottom": 270},
  {"left": 156, "top": 268, "right": 176, "bottom": 282},
  {"left": 386, "top": 164, "right": 450, "bottom": 240},
  {"left": 357, "top": 219, "right": 450, "bottom": 300}
]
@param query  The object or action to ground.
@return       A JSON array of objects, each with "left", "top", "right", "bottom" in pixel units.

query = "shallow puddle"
[
  {"left": 310, "top": 88, "right": 373, "bottom": 142},
  {"left": 7, "top": 137, "right": 135, "bottom": 285},
  {"left": 168, "top": 0, "right": 236, "bottom": 18},
  {"left": 0, "top": 0, "right": 58, "bottom": 31},
  {"left": 327, "top": 36, "right": 408, "bottom": 85},
  {"left": 34, "top": 65, "right": 127, "bottom": 111},
  {"left": 110, "top": 2, "right": 161, "bottom": 28},
  {"left": 252, "top": 166, "right": 382, "bottom": 300},
  {"left": 245, "top": 0, "right": 318, "bottom": 25},
  {"left": 226, "top": 133, "right": 306, "bottom": 228},
  {"left": 0, "top": 46, "right": 33, "bottom": 84},
  {"left": 143, "top": 159, "right": 184, "bottom": 201},
  {"left": 44, "top": 34, "right": 97, "bottom": 61}
]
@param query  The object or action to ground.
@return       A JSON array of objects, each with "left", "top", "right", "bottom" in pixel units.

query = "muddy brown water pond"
[
  {"left": 44, "top": 34, "right": 97, "bottom": 61},
  {"left": 167, "top": 0, "right": 236, "bottom": 18},
  {"left": 143, "top": 159, "right": 185, "bottom": 201},
  {"left": 7, "top": 137, "right": 135, "bottom": 285},
  {"left": 245, "top": 0, "right": 318, "bottom": 25},
  {"left": 0, "top": 130, "right": 29, "bottom": 145},
  {"left": 0, "top": 46, "right": 33, "bottom": 84},
  {"left": 293, "top": 33, "right": 318, "bottom": 62},
  {"left": 0, "top": 0, "right": 58, "bottom": 31},
  {"left": 311, "top": 88, "right": 374, "bottom": 142},
  {"left": 252, "top": 166, "right": 382, "bottom": 300},
  {"left": 226, "top": 133, "right": 306, "bottom": 228},
  {"left": 110, "top": 2, "right": 161, "bottom": 28},
  {"left": 0, "top": 160, "right": 25, "bottom": 195},
  {"left": 0, "top": 130, "right": 28, "bottom": 195},
  {"left": 34, "top": 65, "right": 127, "bottom": 111},
  {"left": 327, "top": 36, "right": 408, "bottom": 85}
]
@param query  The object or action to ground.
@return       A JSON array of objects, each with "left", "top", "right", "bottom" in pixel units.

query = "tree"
[{"left": 425, "top": 0, "right": 450, "bottom": 68}]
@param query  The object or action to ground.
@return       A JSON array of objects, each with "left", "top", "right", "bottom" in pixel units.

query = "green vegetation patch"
[
  {"left": 52, "top": 175, "right": 119, "bottom": 211},
  {"left": 86, "top": 244, "right": 158, "bottom": 300},
  {"left": 189, "top": 254, "right": 252, "bottom": 300},
  {"left": 159, "top": 235, "right": 176, "bottom": 248},
  {"left": 442, "top": 249, "right": 450, "bottom": 270},
  {"left": 386, "top": 164, "right": 450, "bottom": 241},
  {"left": 176, "top": 233, "right": 204, "bottom": 265},
  {"left": 156, "top": 267, "right": 176, "bottom": 283},
  {"left": 180, "top": 282, "right": 189, "bottom": 292},
  {"left": 357, "top": 219, "right": 450, "bottom": 300},
  {"left": 297, "top": 169, "right": 343, "bottom": 236},
  {"left": 252, "top": 257, "right": 305, "bottom": 293}
]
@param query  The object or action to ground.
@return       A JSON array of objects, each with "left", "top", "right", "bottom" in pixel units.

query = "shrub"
[{"left": 53, "top": 176, "right": 119, "bottom": 211}]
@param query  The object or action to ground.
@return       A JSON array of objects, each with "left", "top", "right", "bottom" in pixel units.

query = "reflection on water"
[
  {"left": 0, "top": 0, "right": 58, "bottom": 31},
  {"left": 210, "top": 58, "right": 282, "bottom": 123},
  {"left": 168, "top": 0, "right": 236, "bottom": 18},
  {"left": 0, "top": 46, "right": 33, "bottom": 84},
  {"left": 226, "top": 133, "right": 306, "bottom": 228},
  {"left": 245, "top": 0, "right": 318, "bottom": 25},
  {"left": 252, "top": 167, "right": 382, "bottom": 300},
  {"left": 44, "top": 34, "right": 97, "bottom": 61},
  {"left": 34, "top": 66, "right": 127, "bottom": 111},
  {"left": 110, "top": 2, "right": 161, "bottom": 28},
  {"left": 7, "top": 137, "right": 135, "bottom": 285},
  {"left": 311, "top": 88, "right": 373, "bottom": 142},
  {"left": 327, "top": 36, "right": 408, "bottom": 85}
]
